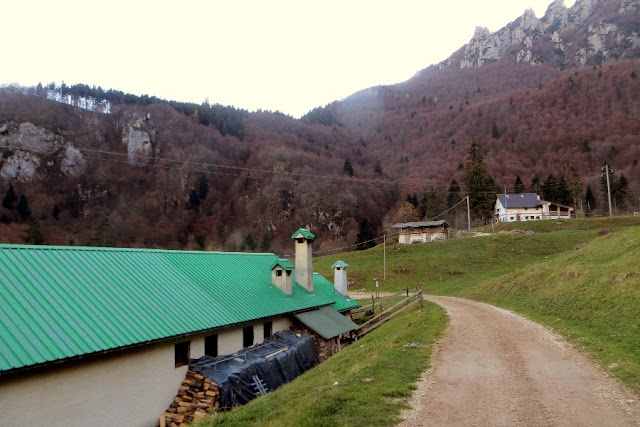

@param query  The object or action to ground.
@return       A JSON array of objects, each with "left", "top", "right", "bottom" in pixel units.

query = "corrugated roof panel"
[
  {"left": 313, "top": 274, "right": 359, "bottom": 312},
  {"left": 294, "top": 306, "right": 358, "bottom": 339},
  {"left": 0, "top": 245, "right": 352, "bottom": 373}
]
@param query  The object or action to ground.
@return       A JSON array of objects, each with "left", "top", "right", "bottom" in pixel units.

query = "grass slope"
[
  {"left": 195, "top": 302, "right": 447, "bottom": 426},
  {"left": 317, "top": 216, "right": 640, "bottom": 393},
  {"left": 461, "top": 226, "right": 640, "bottom": 391}
]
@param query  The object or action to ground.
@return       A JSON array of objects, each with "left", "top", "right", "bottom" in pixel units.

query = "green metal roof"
[
  {"left": 291, "top": 228, "right": 315, "bottom": 240},
  {"left": 313, "top": 273, "right": 359, "bottom": 313},
  {"left": 294, "top": 306, "right": 357, "bottom": 339},
  {"left": 272, "top": 258, "right": 294, "bottom": 270},
  {"left": 0, "top": 245, "right": 345, "bottom": 374},
  {"left": 330, "top": 260, "right": 349, "bottom": 269}
]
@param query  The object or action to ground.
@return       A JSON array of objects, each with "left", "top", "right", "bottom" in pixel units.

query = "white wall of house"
[
  {"left": 398, "top": 230, "right": 447, "bottom": 244},
  {"left": 0, "top": 317, "right": 293, "bottom": 427},
  {"left": 495, "top": 201, "right": 573, "bottom": 222}
]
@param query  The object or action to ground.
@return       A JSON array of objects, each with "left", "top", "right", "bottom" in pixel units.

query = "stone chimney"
[
  {"left": 331, "top": 260, "right": 349, "bottom": 296},
  {"left": 271, "top": 258, "right": 293, "bottom": 295},
  {"left": 291, "top": 228, "right": 315, "bottom": 292}
]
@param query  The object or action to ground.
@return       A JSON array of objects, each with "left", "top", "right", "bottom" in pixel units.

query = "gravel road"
[{"left": 400, "top": 296, "right": 639, "bottom": 426}]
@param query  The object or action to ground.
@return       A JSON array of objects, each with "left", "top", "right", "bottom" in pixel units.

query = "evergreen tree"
[
  {"left": 463, "top": 143, "right": 499, "bottom": 219},
  {"left": 514, "top": 176, "right": 525, "bottom": 193},
  {"left": 355, "top": 217, "right": 376, "bottom": 250},
  {"left": 197, "top": 174, "right": 209, "bottom": 200},
  {"left": 24, "top": 217, "right": 44, "bottom": 245},
  {"left": 584, "top": 185, "right": 596, "bottom": 215},
  {"left": 491, "top": 123, "right": 501, "bottom": 139},
  {"left": 557, "top": 176, "right": 572, "bottom": 206},
  {"left": 17, "top": 195, "right": 31, "bottom": 221},
  {"left": 260, "top": 234, "right": 272, "bottom": 252},
  {"left": 195, "top": 234, "right": 206, "bottom": 250},
  {"left": 542, "top": 174, "right": 558, "bottom": 202},
  {"left": 529, "top": 174, "right": 542, "bottom": 194},
  {"left": 189, "top": 188, "right": 201, "bottom": 209},
  {"left": 373, "top": 161, "right": 384, "bottom": 178},
  {"left": 600, "top": 171, "right": 628, "bottom": 212},
  {"left": 244, "top": 234, "right": 256, "bottom": 251},
  {"left": 406, "top": 193, "right": 419, "bottom": 208},
  {"left": 3, "top": 184, "right": 17, "bottom": 209},
  {"left": 447, "top": 179, "right": 461, "bottom": 208},
  {"left": 52, "top": 203, "right": 60, "bottom": 220},
  {"left": 343, "top": 159, "right": 354, "bottom": 177},
  {"left": 418, "top": 189, "right": 444, "bottom": 219}
]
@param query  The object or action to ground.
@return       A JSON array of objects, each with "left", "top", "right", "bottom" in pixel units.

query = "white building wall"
[{"left": 0, "top": 317, "right": 294, "bottom": 427}]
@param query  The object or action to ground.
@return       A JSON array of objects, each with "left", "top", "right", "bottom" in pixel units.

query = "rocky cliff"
[{"left": 440, "top": 0, "right": 640, "bottom": 69}]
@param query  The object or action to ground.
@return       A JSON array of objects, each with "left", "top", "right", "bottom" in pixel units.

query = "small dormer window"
[
  {"left": 286, "top": 270, "right": 291, "bottom": 276},
  {"left": 336, "top": 267, "right": 341, "bottom": 270},
  {"left": 297, "top": 238, "right": 304, "bottom": 244},
  {"left": 276, "top": 270, "right": 283, "bottom": 277}
]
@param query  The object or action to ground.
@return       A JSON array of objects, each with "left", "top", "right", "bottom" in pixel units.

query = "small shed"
[{"left": 392, "top": 220, "right": 452, "bottom": 244}]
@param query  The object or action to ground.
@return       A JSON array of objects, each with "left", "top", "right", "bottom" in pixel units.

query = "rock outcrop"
[
  {"left": 123, "top": 117, "right": 156, "bottom": 166},
  {"left": 442, "top": 0, "right": 640, "bottom": 70}
]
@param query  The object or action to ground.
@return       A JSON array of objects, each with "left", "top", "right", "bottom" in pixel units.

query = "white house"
[{"left": 494, "top": 193, "right": 575, "bottom": 222}]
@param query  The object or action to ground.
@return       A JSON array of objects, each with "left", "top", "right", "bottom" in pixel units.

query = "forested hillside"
[{"left": 1, "top": 0, "right": 639, "bottom": 253}]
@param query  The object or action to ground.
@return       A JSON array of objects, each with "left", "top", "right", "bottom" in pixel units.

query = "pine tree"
[
  {"left": 463, "top": 143, "right": 499, "bottom": 219},
  {"left": 2, "top": 184, "right": 17, "bottom": 209},
  {"left": 529, "top": 174, "right": 542, "bottom": 194},
  {"left": 197, "top": 174, "right": 209, "bottom": 200},
  {"left": 343, "top": 159, "right": 354, "bottom": 177},
  {"left": 557, "top": 176, "right": 572, "bottom": 206},
  {"left": 491, "top": 123, "right": 501, "bottom": 139},
  {"left": 355, "top": 217, "right": 376, "bottom": 250},
  {"left": 17, "top": 195, "right": 31, "bottom": 221},
  {"left": 244, "top": 234, "right": 256, "bottom": 251},
  {"left": 584, "top": 185, "right": 596, "bottom": 215},
  {"left": 447, "top": 179, "right": 461, "bottom": 208},
  {"left": 24, "top": 217, "right": 44, "bottom": 245},
  {"left": 542, "top": 174, "right": 558, "bottom": 202},
  {"left": 373, "top": 161, "right": 384, "bottom": 178},
  {"left": 514, "top": 176, "right": 525, "bottom": 193},
  {"left": 189, "top": 188, "right": 201, "bottom": 209}
]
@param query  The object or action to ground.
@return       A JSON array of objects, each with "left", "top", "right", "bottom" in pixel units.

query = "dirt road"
[{"left": 401, "top": 296, "right": 639, "bottom": 426}]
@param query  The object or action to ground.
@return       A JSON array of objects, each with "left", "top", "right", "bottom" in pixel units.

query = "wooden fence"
[{"left": 354, "top": 286, "right": 423, "bottom": 339}]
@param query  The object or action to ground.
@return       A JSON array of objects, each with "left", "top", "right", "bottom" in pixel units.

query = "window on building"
[
  {"left": 286, "top": 270, "right": 291, "bottom": 277},
  {"left": 175, "top": 341, "right": 190, "bottom": 367},
  {"left": 263, "top": 321, "right": 273, "bottom": 340},
  {"left": 276, "top": 269, "right": 283, "bottom": 277},
  {"left": 243, "top": 325, "right": 254, "bottom": 347},
  {"left": 205, "top": 334, "right": 218, "bottom": 357}
]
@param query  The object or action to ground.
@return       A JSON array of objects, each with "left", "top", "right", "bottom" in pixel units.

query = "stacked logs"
[{"left": 160, "top": 370, "right": 220, "bottom": 427}]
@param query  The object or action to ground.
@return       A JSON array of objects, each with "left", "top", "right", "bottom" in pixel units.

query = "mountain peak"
[{"left": 442, "top": 0, "right": 640, "bottom": 70}]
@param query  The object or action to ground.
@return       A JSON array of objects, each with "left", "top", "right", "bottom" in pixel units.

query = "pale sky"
[{"left": 2, "top": 0, "right": 576, "bottom": 118}]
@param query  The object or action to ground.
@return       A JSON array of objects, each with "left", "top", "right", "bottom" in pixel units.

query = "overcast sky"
[{"left": 2, "top": 0, "right": 576, "bottom": 118}]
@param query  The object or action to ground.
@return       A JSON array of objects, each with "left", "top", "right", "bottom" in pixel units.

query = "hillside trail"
[{"left": 400, "top": 296, "right": 639, "bottom": 426}]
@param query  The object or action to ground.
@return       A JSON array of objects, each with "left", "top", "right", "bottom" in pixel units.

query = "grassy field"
[
  {"left": 461, "top": 225, "right": 640, "bottom": 391},
  {"left": 316, "top": 216, "right": 640, "bottom": 392},
  {"left": 195, "top": 301, "right": 447, "bottom": 426},
  {"left": 197, "top": 216, "right": 639, "bottom": 425}
]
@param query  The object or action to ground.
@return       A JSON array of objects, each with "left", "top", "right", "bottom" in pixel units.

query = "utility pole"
[
  {"left": 466, "top": 196, "right": 472, "bottom": 230},
  {"left": 383, "top": 234, "right": 386, "bottom": 282},
  {"left": 602, "top": 165, "right": 613, "bottom": 217}
]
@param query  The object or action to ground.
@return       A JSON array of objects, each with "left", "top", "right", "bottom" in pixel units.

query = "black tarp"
[{"left": 190, "top": 331, "right": 317, "bottom": 410}]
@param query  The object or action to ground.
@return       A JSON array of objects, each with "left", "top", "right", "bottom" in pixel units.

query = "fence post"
[{"left": 418, "top": 285, "right": 423, "bottom": 308}]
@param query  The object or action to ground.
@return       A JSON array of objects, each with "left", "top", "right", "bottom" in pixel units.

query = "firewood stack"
[{"left": 160, "top": 370, "right": 220, "bottom": 427}]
